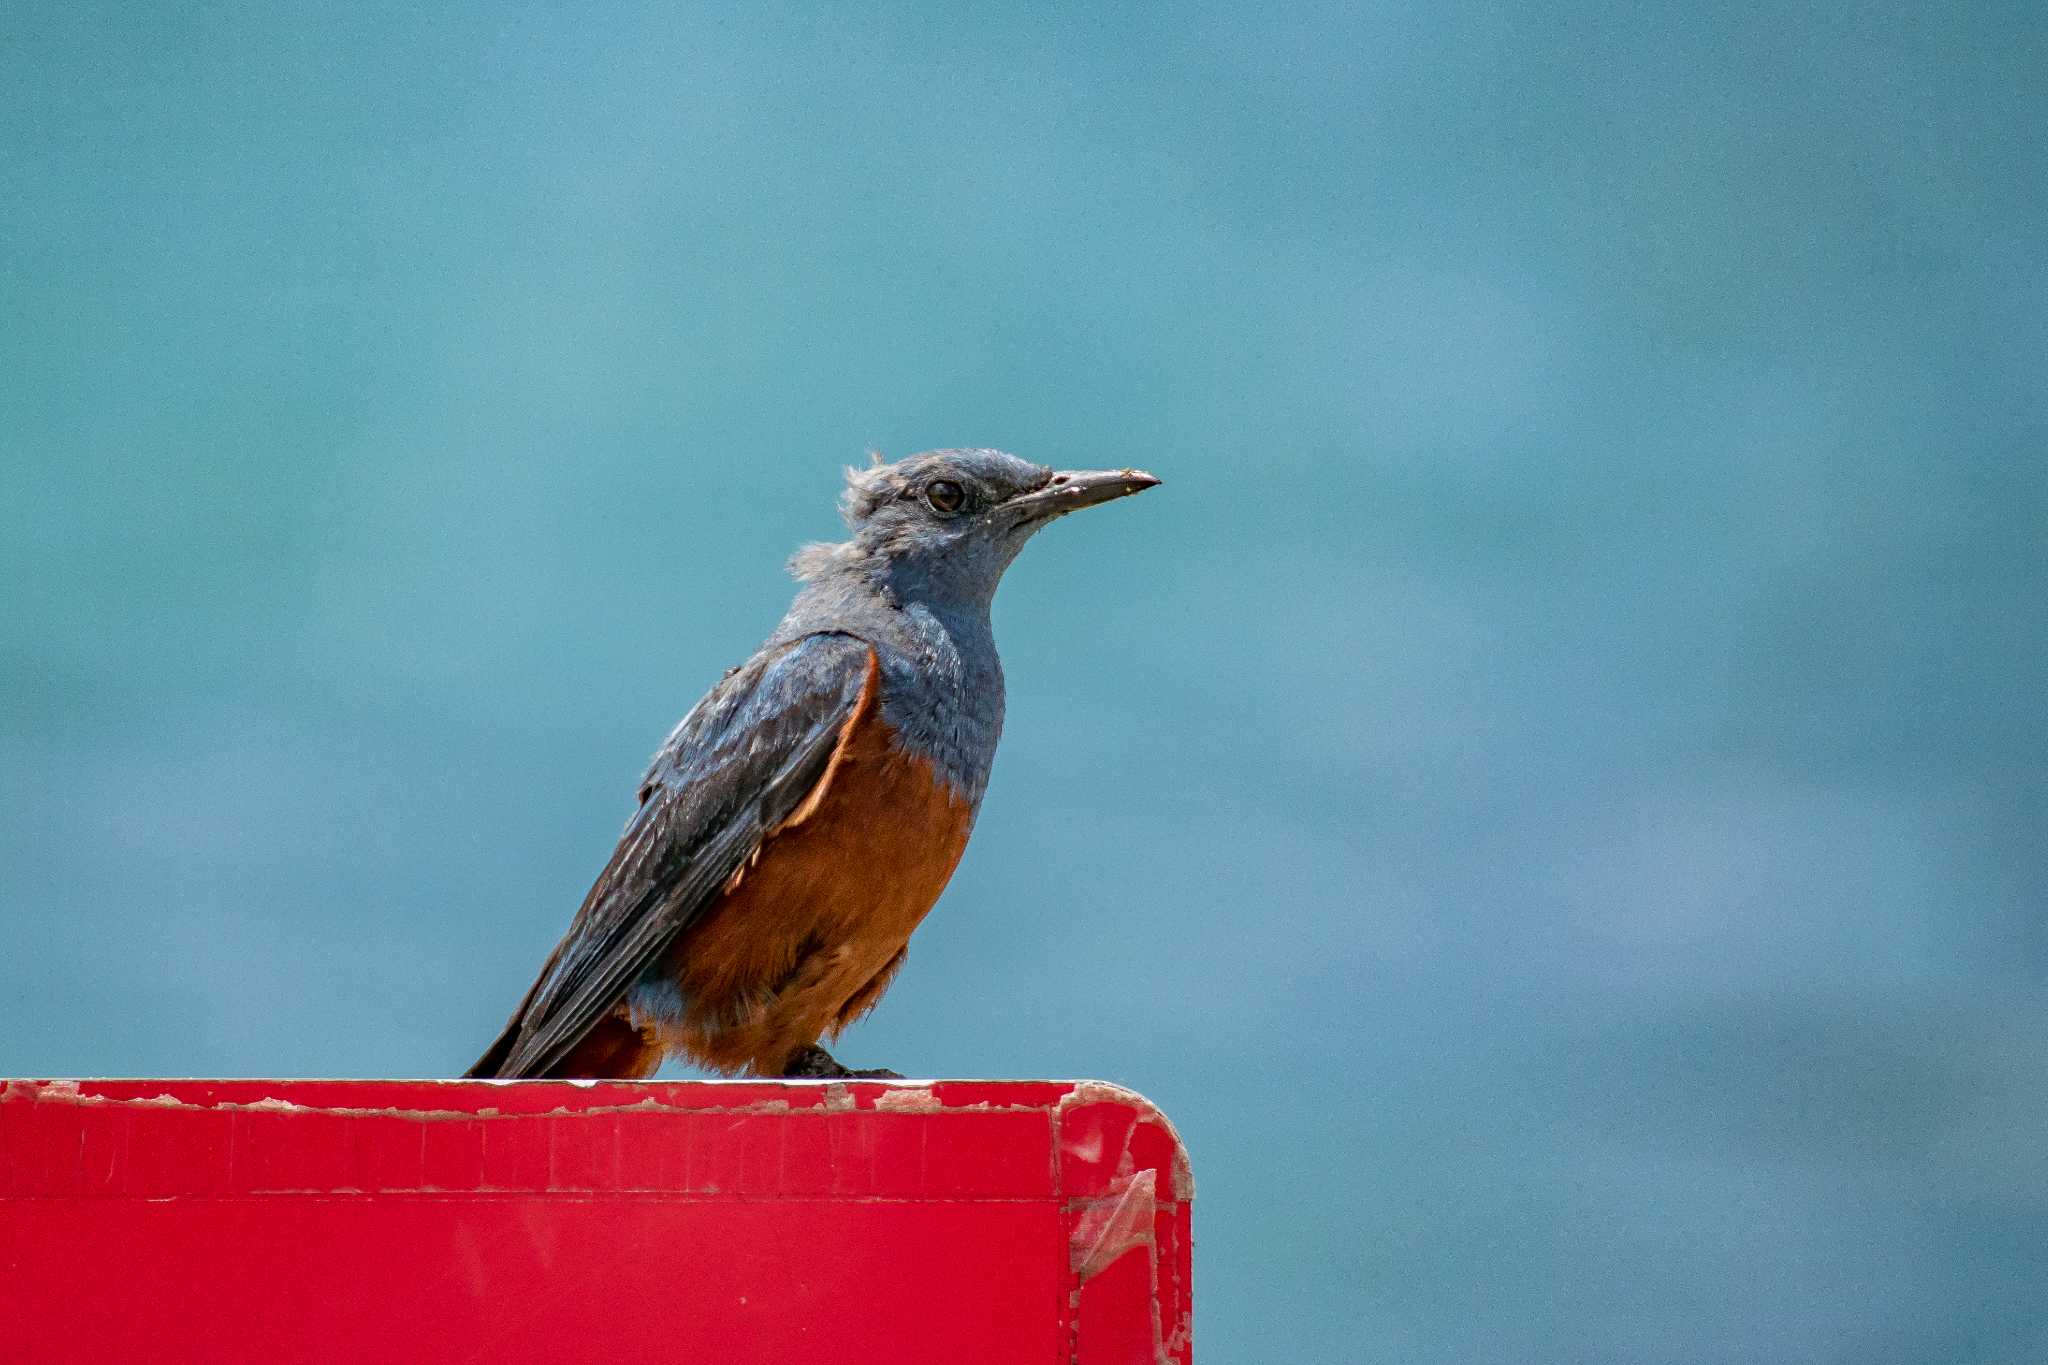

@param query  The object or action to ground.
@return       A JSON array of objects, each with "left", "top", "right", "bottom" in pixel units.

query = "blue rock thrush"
[{"left": 467, "top": 449, "right": 1160, "bottom": 1079}]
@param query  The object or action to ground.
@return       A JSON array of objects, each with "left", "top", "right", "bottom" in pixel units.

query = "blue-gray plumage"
[{"left": 468, "top": 450, "right": 1159, "bottom": 1079}]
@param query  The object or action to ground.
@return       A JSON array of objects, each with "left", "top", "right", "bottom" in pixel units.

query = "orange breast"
[{"left": 649, "top": 648, "right": 975, "bottom": 1075}]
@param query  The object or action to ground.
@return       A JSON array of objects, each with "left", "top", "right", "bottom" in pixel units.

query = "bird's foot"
[{"left": 779, "top": 1044, "right": 903, "bottom": 1080}]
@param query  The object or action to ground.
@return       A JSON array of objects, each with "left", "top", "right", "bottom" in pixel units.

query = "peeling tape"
[{"left": 1068, "top": 1167, "right": 1157, "bottom": 1282}]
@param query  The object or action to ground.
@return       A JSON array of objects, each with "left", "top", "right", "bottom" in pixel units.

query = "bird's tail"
[
  {"left": 464, "top": 995, "right": 661, "bottom": 1080},
  {"left": 463, "top": 968, "right": 551, "bottom": 1078},
  {"left": 463, "top": 1019, "right": 522, "bottom": 1078}
]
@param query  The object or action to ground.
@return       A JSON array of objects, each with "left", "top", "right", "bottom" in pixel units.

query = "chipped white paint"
[{"left": 872, "top": 1085, "right": 942, "bottom": 1113}]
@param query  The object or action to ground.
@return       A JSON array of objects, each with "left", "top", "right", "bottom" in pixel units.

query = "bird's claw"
[{"left": 780, "top": 1044, "right": 901, "bottom": 1080}]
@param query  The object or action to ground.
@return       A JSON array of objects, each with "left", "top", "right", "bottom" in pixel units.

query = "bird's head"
[{"left": 790, "top": 448, "right": 1160, "bottom": 607}]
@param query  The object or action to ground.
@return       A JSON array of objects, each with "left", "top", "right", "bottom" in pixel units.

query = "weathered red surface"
[{"left": 0, "top": 1078, "right": 1191, "bottom": 1363}]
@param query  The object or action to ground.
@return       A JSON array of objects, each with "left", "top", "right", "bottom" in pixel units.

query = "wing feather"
[{"left": 468, "top": 632, "right": 878, "bottom": 1078}]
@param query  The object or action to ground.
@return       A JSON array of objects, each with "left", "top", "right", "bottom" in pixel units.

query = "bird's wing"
[{"left": 470, "top": 631, "right": 879, "bottom": 1079}]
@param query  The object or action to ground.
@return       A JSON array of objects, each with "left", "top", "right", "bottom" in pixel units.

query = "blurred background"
[{"left": 4, "top": 4, "right": 2043, "bottom": 1360}]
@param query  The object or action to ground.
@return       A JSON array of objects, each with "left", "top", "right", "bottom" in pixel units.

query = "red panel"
[{"left": 0, "top": 1078, "right": 1192, "bottom": 1364}]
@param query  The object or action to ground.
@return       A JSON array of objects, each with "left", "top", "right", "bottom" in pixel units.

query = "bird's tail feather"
[{"left": 463, "top": 1017, "right": 524, "bottom": 1078}]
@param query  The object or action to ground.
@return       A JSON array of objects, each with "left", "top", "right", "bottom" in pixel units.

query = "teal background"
[{"left": 5, "top": 5, "right": 2044, "bottom": 1359}]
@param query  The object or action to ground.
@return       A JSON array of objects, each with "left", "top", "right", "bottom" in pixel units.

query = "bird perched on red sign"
[{"left": 467, "top": 450, "right": 1159, "bottom": 1080}]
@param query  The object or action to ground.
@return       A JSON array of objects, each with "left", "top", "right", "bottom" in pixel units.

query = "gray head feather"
[{"left": 786, "top": 448, "right": 1056, "bottom": 600}]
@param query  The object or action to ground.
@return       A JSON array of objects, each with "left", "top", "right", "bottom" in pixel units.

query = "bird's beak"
[{"left": 1005, "top": 468, "right": 1162, "bottom": 524}]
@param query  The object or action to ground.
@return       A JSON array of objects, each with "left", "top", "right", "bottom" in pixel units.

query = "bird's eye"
[{"left": 925, "top": 479, "right": 966, "bottom": 514}]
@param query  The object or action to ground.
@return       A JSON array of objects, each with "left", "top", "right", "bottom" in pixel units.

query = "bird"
[{"left": 466, "top": 449, "right": 1159, "bottom": 1081}]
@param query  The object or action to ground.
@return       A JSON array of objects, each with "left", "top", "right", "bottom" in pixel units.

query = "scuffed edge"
[
  {"left": 0, "top": 1076, "right": 1117, "bottom": 1125},
  {"left": 1052, "top": 1082, "right": 1193, "bottom": 1365},
  {"left": 1055, "top": 1080, "right": 1195, "bottom": 1202},
  {"left": 0, "top": 1079, "right": 804, "bottom": 1123},
  {"left": 5, "top": 1078, "right": 1194, "bottom": 1198}
]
